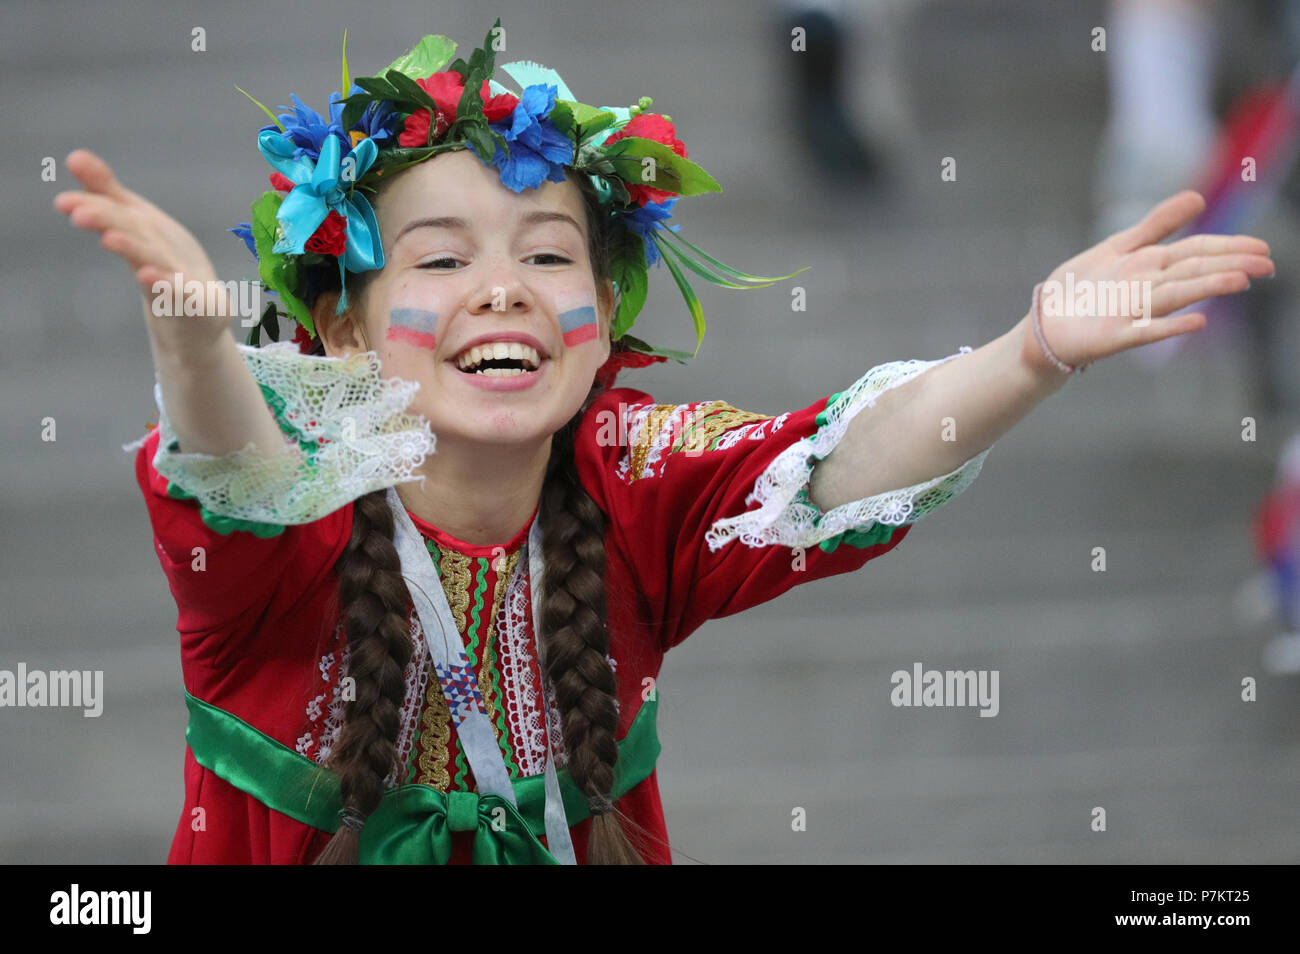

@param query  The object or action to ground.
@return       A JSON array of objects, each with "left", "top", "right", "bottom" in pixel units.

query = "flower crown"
[{"left": 230, "top": 19, "right": 804, "bottom": 375}]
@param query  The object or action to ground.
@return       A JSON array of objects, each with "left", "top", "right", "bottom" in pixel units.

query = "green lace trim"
[
  {"left": 805, "top": 391, "right": 901, "bottom": 553},
  {"left": 481, "top": 561, "right": 516, "bottom": 779},
  {"left": 163, "top": 475, "right": 286, "bottom": 538},
  {"left": 814, "top": 390, "right": 845, "bottom": 431}
]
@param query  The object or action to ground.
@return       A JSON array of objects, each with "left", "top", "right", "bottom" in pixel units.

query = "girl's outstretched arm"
[
  {"left": 53, "top": 148, "right": 285, "bottom": 459},
  {"left": 809, "top": 191, "right": 1276, "bottom": 511}
]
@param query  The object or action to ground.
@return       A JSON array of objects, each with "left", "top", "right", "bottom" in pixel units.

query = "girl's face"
[{"left": 318, "top": 149, "right": 613, "bottom": 448}]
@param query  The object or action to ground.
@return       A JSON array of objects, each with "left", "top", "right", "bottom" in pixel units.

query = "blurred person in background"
[{"left": 774, "top": 0, "right": 927, "bottom": 190}]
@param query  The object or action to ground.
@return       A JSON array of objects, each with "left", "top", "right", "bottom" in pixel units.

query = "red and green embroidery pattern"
[{"left": 410, "top": 540, "right": 523, "bottom": 790}]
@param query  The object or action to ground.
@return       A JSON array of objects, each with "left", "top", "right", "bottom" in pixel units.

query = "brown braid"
[
  {"left": 313, "top": 489, "right": 413, "bottom": 864},
  {"left": 539, "top": 396, "right": 647, "bottom": 864}
]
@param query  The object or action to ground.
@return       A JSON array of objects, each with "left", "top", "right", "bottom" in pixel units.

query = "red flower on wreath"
[
  {"left": 305, "top": 210, "right": 347, "bottom": 256},
  {"left": 397, "top": 106, "right": 450, "bottom": 147},
  {"left": 269, "top": 171, "right": 296, "bottom": 192},
  {"left": 397, "top": 73, "right": 520, "bottom": 147},
  {"left": 595, "top": 346, "right": 667, "bottom": 390},
  {"left": 292, "top": 322, "right": 315, "bottom": 355},
  {"left": 603, "top": 113, "right": 689, "bottom": 206}
]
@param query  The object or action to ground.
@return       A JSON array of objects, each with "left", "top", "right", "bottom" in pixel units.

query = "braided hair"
[{"left": 306, "top": 167, "right": 647, "bottom": 864}]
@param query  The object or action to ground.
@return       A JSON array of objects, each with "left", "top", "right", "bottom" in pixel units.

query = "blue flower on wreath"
[
  {"left": 353, "top": 97, "right": 403, "bottom": 146},
  {"left": 258, "top": 87, "right": 403, "bottom": 163},
  {"left": 260, "top": 89, "right": 353, "bottom": 161},
  {"left": 620, "top": 197, "right": 680, "bottom": 267},
  {"left": 476, "top": 83, "right": 575, "bottom": 192}
]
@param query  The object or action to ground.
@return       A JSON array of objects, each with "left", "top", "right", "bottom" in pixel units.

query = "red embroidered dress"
[{"left": 132, "top": 343, "right": 990, "bottom": 864}]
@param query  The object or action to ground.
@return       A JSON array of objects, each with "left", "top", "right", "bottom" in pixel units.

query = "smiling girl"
[{"left": 54, "top": 23, "right": 1274, "bottom": 865}]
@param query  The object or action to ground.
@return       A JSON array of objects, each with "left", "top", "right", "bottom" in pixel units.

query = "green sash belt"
[{"left": 183, "top": 690, "right": 661, "bottom": 864}]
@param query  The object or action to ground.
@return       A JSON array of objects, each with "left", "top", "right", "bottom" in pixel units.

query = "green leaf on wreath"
[
  {"left": 616, "top": 333, "right": 695, "bottom": 362},
  {"left": 250, "top": 191, "right": 314, "bottom": 337},
  {"left": 602, "top": 137, "right": 721, "bottom": 196},
  {"left": 384, "top": 34, "right": 458, "bottom": 80},
  {"left": 384, "top": 69, "right": 440, "bottom": 115},
  {"left": 559, "top": 100, "right": 617, "bottom": 136},
  {"left": 547, "top": 101, "right": 575, "bottom": 137},
  {"left": 610, "top": 240, "right": 648, "bottom": 339}
]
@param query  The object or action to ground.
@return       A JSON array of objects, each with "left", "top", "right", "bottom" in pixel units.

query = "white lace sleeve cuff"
[
  {"left": 704, "top": 348, "right": 991, "bottom": 552},
  {"left": 122, "top": 342, "right": 435, "bottom": 530}
]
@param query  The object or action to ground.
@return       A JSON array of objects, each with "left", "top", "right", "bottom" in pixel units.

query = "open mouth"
[{"left": 453, "top": 342, "right": 543, "bottom": 377}]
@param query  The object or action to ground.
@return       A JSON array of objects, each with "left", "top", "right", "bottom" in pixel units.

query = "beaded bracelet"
[{"left": 1031, "top": 281, "right": 1091, "bottom": 376}]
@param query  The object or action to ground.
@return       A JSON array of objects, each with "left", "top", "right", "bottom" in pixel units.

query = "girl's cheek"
[{"left": 554, "top": 289, "right": 599, "bottom": 348}]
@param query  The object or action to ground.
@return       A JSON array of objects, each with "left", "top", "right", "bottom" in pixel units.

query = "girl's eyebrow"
[{"left": 393, "top": 210, "right": 583, "bottom": 246}]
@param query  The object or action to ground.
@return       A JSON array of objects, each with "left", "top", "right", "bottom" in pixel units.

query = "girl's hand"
[
  {"left": 1024, "top": 190, "right": 1276, "bottom": 375},
  {"left": 52, "top": 148, "right": 231, "bottom": 330},
  {"left": 54, "top": 149, "right": 286, "bottom": 457}
]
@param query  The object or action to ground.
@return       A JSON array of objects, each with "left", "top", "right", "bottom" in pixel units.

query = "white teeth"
[
  {"left": 479, "top": 367, "right": 525, "bottom": 376},
  {"left": 455, "top": 341, "right": 541, "bottom": 371}
]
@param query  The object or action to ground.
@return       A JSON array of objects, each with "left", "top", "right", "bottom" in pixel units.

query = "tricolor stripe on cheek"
[
  {"left": 559, "top": 306, "right": 598, "bottom": 346},
  {"left": 555, "top": 291, "right": 599, "bottom": 347},
  {"left": 386, "top": 308, "right": 439, "bottom": 350}
]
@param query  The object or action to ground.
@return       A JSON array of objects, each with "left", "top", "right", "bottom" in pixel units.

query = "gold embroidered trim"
[
  {"left": 438, "top": 546, "right": 472, "bottom": 627},
  {"left": 678, "top": 403, "right": 772, "bottom": 454},
  {"left": 414, "top": 666, "right": 452, "bottom": 791},
  {"left": 629, "top": 404, "right": 687, "bottom": 482},
  {"left": 410, "top": 541, "right": 471, "bottom": 791},
  {"left": 628, "top": 402, "right": 772, "bottom": 483}
]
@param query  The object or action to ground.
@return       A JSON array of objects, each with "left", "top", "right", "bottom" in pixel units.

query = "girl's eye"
[
  {"left": 528, "top": 253, "right": 572, "bottom": 265},
  {"left": 418, "top": 257, "right": 461, "bottom": 270}
]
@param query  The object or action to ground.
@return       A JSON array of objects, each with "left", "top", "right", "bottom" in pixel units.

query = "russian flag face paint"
[
  {"left": 386, "top": 307, "right": 439, "bottom": 350},
  {"left": 555, "top": 290, "right": 599, "bottom": 347}
]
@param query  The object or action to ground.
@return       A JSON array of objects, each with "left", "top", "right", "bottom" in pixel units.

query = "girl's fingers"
[
  {"left": 63, "top": 192, "right": 138, "bottom": 237},
  {"left": 1157, "top": 232, "right": 1271, "bottom": 267},
  {"left": 1122, "top": 311, "right": 1208, "bottom": 349},
  {"left": 1108, "top": 190, "right": 1207, "bottom": 254},
  {"left": 64, "top": 195, "right": 165, "bottom": 275},
  {"left": 1151, "top": 271, "right": 1250, "bottom": 316},
  {"left": 64, "top": 149, "right": 136, "bottom": 204},
  {"left": 52, "top": 190, "right": 87, "bottom": 214},
  {"left": 1086, "top": 309, "right": 1207, "bottom": 361},
  {"left": 1157, "top": 253, "right": 1275, "bottom": 283},
  {"left": 60, "top": 191, "right": 174, "bottom": 278}
]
